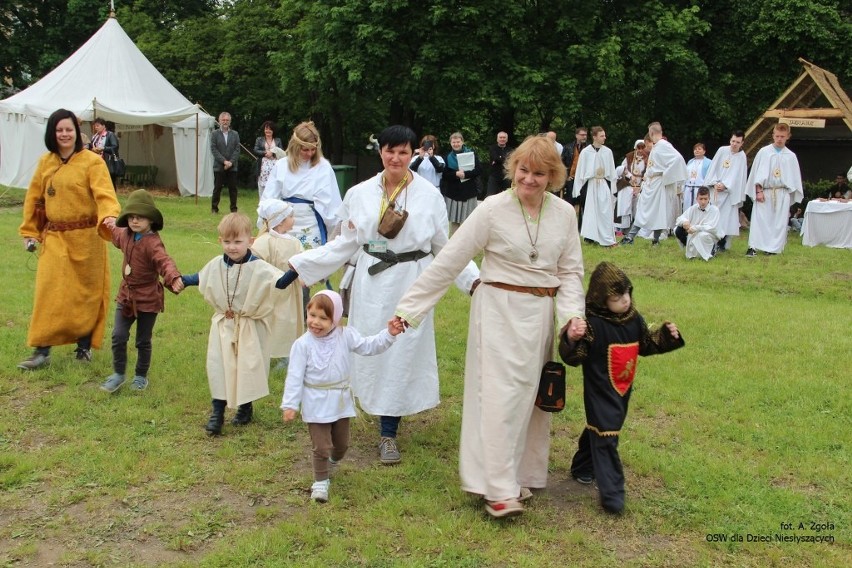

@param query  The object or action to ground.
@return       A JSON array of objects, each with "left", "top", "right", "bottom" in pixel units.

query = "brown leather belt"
[
  {"left": 46, "top": 217, "right": 98, "bottom": 232},
  {"left": 486, "top": 281, "right": 558, "bottom": 297}
]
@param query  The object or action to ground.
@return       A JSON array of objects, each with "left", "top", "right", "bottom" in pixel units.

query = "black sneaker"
[
  {"left": 620, "top": 237, "right": 633, "bottom": 245},
  {"left": 574, "top": 474, "right": 594, "bottom": 485},
  {"left": 75, "top": 348, "right": 93, "bottom": 362},
  {"left": 651, "top": 239, "right": 660, "bottom": 247},
  {"left": 745, "top": 248, "right": 757, "bottom": 258}
]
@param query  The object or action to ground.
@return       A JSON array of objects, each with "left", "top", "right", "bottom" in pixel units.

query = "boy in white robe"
[
  {"left": 675, "top": 187, "right": 723, "bottom": 260},
  {"left": 745, "top": 123, "right": 803, "bottom": 257},
  {"left": 181, "top": 213, "right": 292, "bottom": 436},
  {"left": 573, "top": 126, "right": 617, "bottom": 246},
  {"left": 683, "top": 143, "right": 712, "bottom": 212},
  {"left": 704, "top": 131, "right": 747, "bottom": 251}
]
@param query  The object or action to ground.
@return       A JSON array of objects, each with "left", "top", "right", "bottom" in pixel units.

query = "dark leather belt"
[
  {"left": 363, "top": 245, "right": 429, "bottom": 275},
  {"left": 46, "top": 217, "right": 98, "bottom": 232},
  {"left": 486, "top": 282, "right": 558, "bottom": 297}
]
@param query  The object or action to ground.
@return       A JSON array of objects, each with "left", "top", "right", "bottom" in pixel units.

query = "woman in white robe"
[
  {"left": 285, "top": 126, "right": 479, "bottom": 464},
  {"left": 261, "top": 121, "right": 342, "bottom": 250},
  {"left": 396, "top": 136, "right": 586, "bottom": 519}
]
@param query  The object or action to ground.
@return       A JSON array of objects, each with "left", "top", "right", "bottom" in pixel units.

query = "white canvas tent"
[{"left": 0, "top": 16, "right": 214, "bottom": 196}]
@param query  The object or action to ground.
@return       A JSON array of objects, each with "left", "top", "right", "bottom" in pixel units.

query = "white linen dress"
[
  {"left": 396, "top": 190, "right": 585, "bottom": 502},
  {"left": 290, "top": 173, "right": 479, "bottom": 417}
]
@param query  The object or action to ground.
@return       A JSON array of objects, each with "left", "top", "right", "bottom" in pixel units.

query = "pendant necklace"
[
  {"left": 519, "top": 195, "right": 544, "bottom": 262},
  {"left": 225, "top": 261, "right": 243, "bottom": 319}
]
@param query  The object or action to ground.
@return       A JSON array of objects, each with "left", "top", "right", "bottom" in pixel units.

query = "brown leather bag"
[{"left": 377, "top": 201, "right": 408, "bottom": 239}]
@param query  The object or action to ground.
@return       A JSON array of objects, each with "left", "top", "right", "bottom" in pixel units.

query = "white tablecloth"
[{"left": 801, "top": 200, "right": 852, "bottom": 249}]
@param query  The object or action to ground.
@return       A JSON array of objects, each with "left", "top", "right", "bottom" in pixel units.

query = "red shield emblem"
[{"left": 608, "top": 343, "right": 639, "bottom": 396}]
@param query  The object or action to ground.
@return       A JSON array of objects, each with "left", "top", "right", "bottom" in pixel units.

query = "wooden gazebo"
[{"left": 744, "top": 59, "right": 852, "bottom": 179}]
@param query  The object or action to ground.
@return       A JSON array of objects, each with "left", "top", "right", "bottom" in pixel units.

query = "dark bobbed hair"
[
  {"left": 261, "top": 120, "right": 277, "bottom": 135},
  {"left": 93, "top": 117, "right": 107, "bottom": 127},
  {"left": 377, "top": 125, "right": 418, "bottom": 152},
  {"left": 45, "top": 108, "right": 84, "bottom": 154}
]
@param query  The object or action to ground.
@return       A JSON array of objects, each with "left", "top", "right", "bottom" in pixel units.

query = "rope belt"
[
  {"left": 304, "top": 379, "right": 349, "bottom": 390},
  {"left": 363, "top": 245, "right": 429, "bottom": 275},
  {"left": 486, "top": 281, "right": 558, "bottom": 297},
  {"left": 46, "top": 217, "right": 98, "bottom": 232}
]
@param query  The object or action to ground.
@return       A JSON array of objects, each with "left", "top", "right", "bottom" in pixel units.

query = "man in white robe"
[
  {"left": 745, "top": 123, "right": 803, "bottom": 256},
  {"left": 621, "top": 123, "right": 687, "bottom": 245},
  {"left": 573, "top": 126, "right": 617, "bottom": 246},
  {"left": 675, "top": 187, "right": 723, "bottom": 260},
  {"left": 704, "top": 131, "right": 747, "bottom": 251}
]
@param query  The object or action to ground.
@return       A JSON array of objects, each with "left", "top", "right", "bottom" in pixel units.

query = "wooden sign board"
[{"left": 779, "top": 118, "right": 826, "bottom": 128}]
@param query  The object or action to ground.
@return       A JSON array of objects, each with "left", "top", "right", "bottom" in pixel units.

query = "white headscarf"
[
  {"left": 634, "top": 139, "right": 644, "bottom": 149},
  {"left": 257, "top": 199, "right": 294, "bottom": 231}
]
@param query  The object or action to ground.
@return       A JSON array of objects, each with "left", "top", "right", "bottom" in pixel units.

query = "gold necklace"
[
  {"left": 225, "top": 262, "right": 243, "bottom": 319},
  {"left": 519, "top": 195, "right": 544, "bottom": 261}
]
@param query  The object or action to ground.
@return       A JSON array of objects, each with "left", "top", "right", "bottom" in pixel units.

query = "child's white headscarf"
[
  {"left": 257, "top": 199, "right": 294, "bottom": 231},
  {"left": 313, "top": 290, "right": 343, "bottom": 326}
]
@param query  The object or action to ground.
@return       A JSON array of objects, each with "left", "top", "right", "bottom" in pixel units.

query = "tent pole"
[{"left": 195, "top": 111, "right": 199, "bottom": 205}]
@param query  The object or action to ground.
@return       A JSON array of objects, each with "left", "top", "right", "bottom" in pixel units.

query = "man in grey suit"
[{"left": 211, "top": 111, "right": 240, "bottom": 213}]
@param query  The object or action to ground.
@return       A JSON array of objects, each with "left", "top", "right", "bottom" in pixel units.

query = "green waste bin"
[{"left": 332, "top": 165, "right": 356, "bottom": 197}]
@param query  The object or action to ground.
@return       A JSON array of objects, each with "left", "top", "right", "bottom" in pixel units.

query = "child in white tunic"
[
  {"left": 253, "top": 200, "right": 304, "bottom": 366},
  {"left": 181, "top": 213, "right": 291, "bottom": 436},
  {"left": 282, "top": 291, "right": 403, "bottom": 503}
]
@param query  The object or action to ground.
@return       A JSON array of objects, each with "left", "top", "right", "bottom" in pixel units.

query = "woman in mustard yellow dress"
[{"left": 18, "top": 109, "right": 120, "bottom": 370}]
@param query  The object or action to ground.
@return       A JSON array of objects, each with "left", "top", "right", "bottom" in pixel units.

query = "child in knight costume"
[{"left": 559, "top": 261, "right": 684, "bottom": 514}]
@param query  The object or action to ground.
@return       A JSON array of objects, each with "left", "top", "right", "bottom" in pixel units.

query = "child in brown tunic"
[{"left": 101, "top": 190, "right": 183, "bottom": 393}]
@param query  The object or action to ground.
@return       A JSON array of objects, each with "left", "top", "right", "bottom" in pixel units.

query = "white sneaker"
[{"left": 311, "top": 479, "right": 330, "bottom": 503}]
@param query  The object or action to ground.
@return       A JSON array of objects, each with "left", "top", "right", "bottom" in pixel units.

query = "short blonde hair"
[
  {"left": 504, "top": 135, "right": 567, "bottom": 190},
  {"left": 218, "top": 212, "right": 254, "bottom": 240},
  {"left": 287, "top": 121, "right": 323, "bottom": 172}
]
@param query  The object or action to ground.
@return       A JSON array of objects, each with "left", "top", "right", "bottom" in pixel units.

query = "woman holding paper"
[{"left": 441, "top": 132, "right": 482, "bottom": 231}]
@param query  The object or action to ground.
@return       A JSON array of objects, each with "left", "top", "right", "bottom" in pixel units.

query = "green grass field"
[{"left": 0, "top": 187, "right": 850, "bottom": 567}]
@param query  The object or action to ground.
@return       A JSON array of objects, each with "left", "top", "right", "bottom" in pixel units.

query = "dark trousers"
[
  {"left": 308, "top": 418, "right": 350, "bottom": 481},
  {"left": 213, "top": 169, "right": 239, "bottom": 212},
  {"left": 675, "top": 225, "right": 689, "bottom": 246},
  {"left": 35, "top": 334, "right": 91, "bottom": 355},
  {"left": 570, "top": 428, "right": 625, "bottom": 513},
  {"left": 380, "top": 415, "right": 401, "bottom": 438},
  {"left": 112, "top": 306, "right": 158, "bottom": 377}
]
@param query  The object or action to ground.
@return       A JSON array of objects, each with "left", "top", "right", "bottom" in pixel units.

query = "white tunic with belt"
[{"left": 290, "top": 173, "right": 479, "bottom": 417}]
